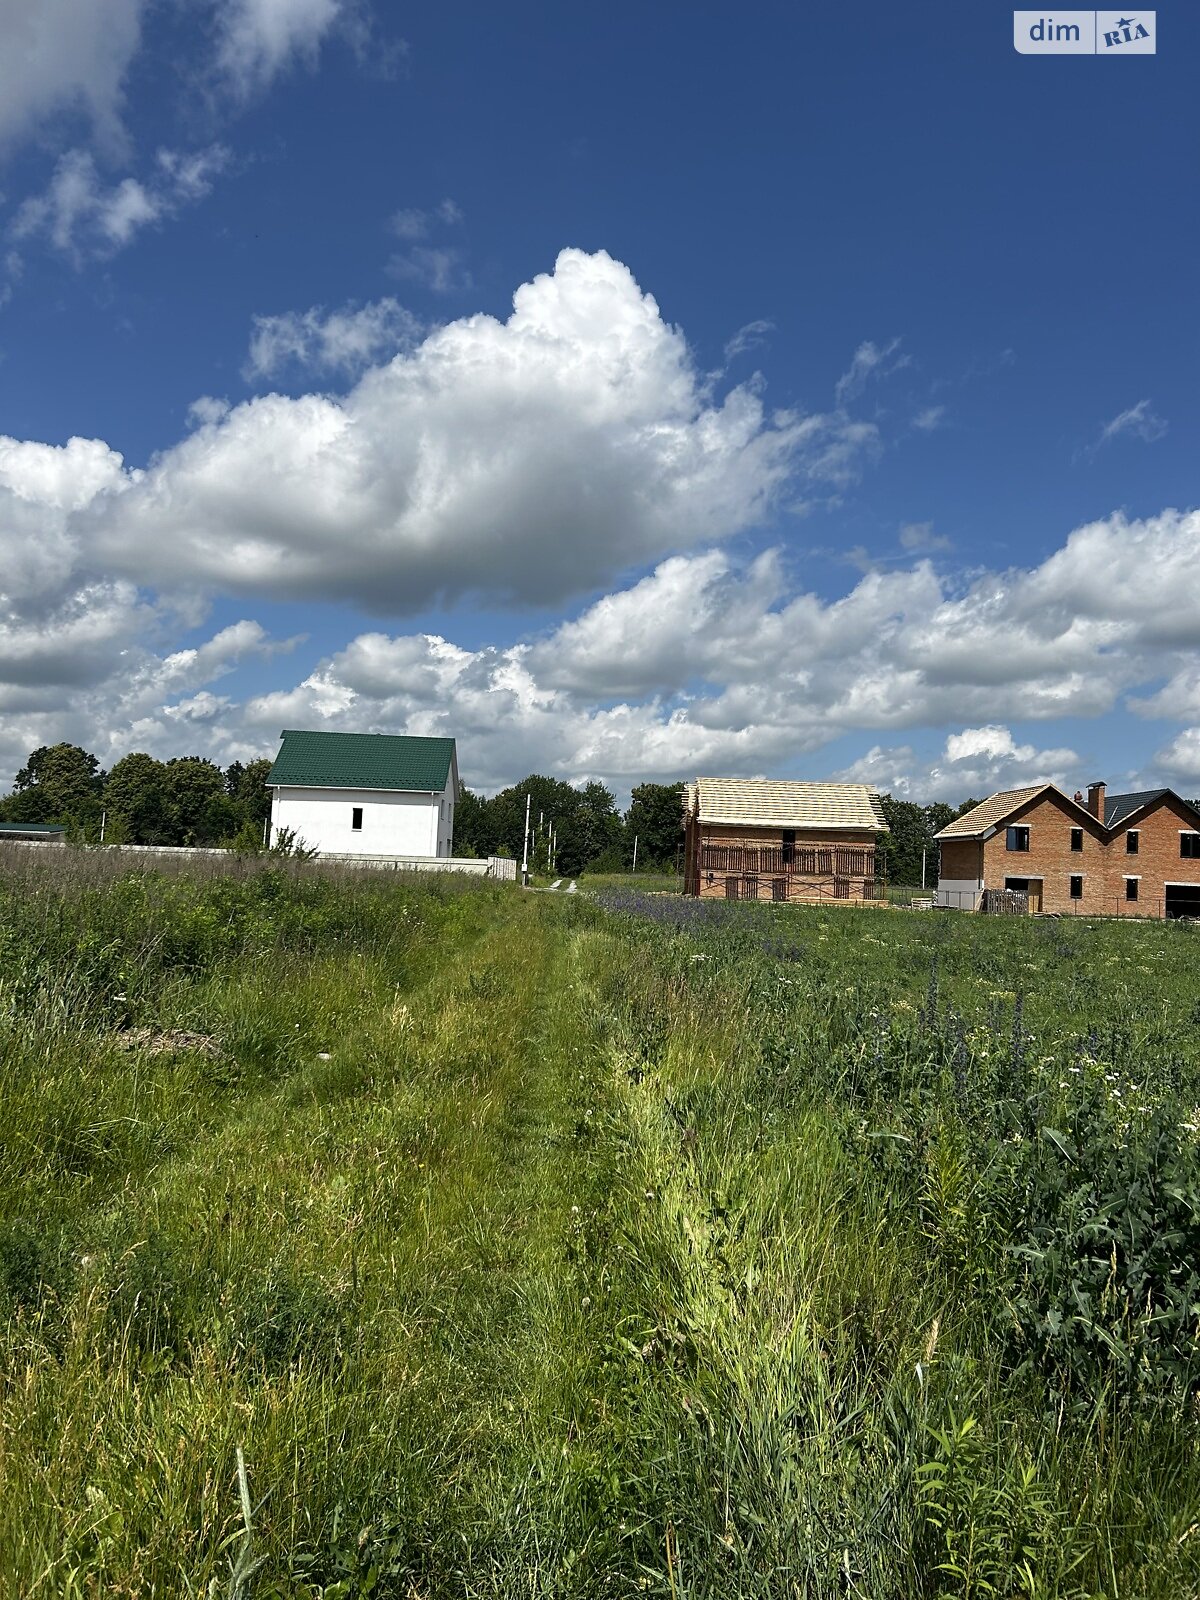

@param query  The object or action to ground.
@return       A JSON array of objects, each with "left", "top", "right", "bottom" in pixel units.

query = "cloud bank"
[{"left": 0, "top": 250, "right": 1198, "bottom": 804}]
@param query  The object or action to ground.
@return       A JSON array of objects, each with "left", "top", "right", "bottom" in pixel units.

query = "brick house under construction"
[
  {"left": 682, "top": 777, "right": 888, "bottom": 903},
  {"left": 935, "top": 780, "right": 1200, "bottom": 918}
]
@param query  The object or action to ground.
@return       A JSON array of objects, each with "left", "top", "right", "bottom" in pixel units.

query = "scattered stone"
[{"left": 115, "top": 1027, "right": 222, "bottom": 1057}]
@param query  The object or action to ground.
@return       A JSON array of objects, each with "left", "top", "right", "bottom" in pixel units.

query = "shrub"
[{"left": 1010, "top": 1095, "right": 1200, "bottom": 1408}]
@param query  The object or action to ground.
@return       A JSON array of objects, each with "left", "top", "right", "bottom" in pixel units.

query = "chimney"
[{"left": 1086, "top": 781, "right": 1106, "bottom": 822}]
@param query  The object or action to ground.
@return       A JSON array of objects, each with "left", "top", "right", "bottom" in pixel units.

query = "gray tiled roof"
[{"left": 1104, "top": 789, "right": 1169, "bottom": 827}]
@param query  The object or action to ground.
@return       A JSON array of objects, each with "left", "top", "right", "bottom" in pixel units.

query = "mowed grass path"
[
  {"left": 2, "top": 866, "right": 1199, "bottom": 1597},
  {"left": 1, "top": 884, "right": 632, "bottom": 1594}
]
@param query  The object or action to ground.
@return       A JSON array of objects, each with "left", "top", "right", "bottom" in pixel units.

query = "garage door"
[{"left": 1165, "top": 884, "right": 1200, "bottom": 919}]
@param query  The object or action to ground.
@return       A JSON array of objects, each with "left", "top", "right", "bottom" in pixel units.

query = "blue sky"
[{"left": 1, "top": 0, "right": 1196, "bottom": 803}]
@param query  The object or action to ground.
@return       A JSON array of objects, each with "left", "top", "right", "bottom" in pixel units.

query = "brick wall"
[
  {"left": 969, "top": 790, "right": 1200, "bottom": 917},
  {"left": 981, "top": 791, "right": 1106, "bottom": 914},
  {"left": 938, "top": 839, "right": 982, "bottom": 880},
  {"left": 1108, "top": 793, "right": 1200, "bottom": 918}
]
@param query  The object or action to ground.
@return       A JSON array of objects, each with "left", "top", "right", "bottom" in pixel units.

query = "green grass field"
[{"left": 1, "top": 851, "right": 1198, "bottom": 1597}]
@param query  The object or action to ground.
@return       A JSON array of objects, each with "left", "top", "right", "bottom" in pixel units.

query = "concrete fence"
[
  {"left": 318, "top": 852, "right": 517, "bottom": 879},
  {"left": 0, "top": 838, "right": 518, "bottom": 880}
]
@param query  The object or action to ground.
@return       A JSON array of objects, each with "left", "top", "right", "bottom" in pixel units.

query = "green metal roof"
[
  {"left": 0, "top": 823, "right": 67, "bottom": 836},
  {"left": 266, "top": 730, "right": 456, "bottom": 793}
]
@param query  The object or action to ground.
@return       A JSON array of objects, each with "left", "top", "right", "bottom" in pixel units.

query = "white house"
[{"left": 266, "top": 729, "right": 459, "bottom": 859}]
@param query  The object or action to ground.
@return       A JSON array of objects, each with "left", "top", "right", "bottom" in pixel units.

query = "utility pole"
[
  {"left": 632, "top": 833, "right": 638, "bottom": 873},
  {"left": 921, "top": 848, "right": 927, "bottom": 888},
  {"left": 521, "top": 793, "right": 531, "bottom": 881},
  {"left": 99, "top": 810, "right": 106, "bottom": 845}
]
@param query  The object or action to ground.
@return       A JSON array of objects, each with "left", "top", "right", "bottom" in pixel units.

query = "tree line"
[
  {"left": 0, "top": 743, "right": 273, "bottom": 850},
  {"left": 7, "top": 744, "right": 1162, "bottom": 885},
  {"left": 454, "top": 785, "right": 992, "bottom": 883},
  {"left": 0, "top": 745, "right": 688, "bottom": 872},
  {"left": 453, "top": 776, "right": 685, "bottom": 877}
]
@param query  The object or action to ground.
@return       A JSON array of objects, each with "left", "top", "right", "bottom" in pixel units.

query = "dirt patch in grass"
[{"left": 114, "top": 1026, "right": 223, "bottom": 1057}]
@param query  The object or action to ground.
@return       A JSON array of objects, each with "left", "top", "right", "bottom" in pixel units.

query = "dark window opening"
[
  {"left": 1182, "top": 834, "right": 1200, "bottom": 860},
  {"left": 1069, "top": 875, "right": 1083, "bottom": 900},
  {"left": 1006, "top": 826, "right": 1030, "bottom": 852},
  {"left": 351, "top": 806, "right": 363, "bottom": 831},
  {"left": 833, "top": 877, "right": 850, "bottom": 899},
  {"left": 1125, "top": 879, "right": 1139, "bottom": 902},
  {"left": 1166, "top": 884, "right": 1200, "bottom": 918},
  {"left": 782, "top": 829, "right": 796, "bottom": 867},
  {"left": 1070, "top": 828, "right": 1083, "bottom": 852},
  {"left": 1126, "top": 830, "right": 1139, "bottom": 854}
]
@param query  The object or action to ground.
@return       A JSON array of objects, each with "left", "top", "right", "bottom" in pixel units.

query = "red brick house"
[
  {"left": 935, "top": 781, "right": 1200, "bottom": 918},
  {"left": 682, "top": 777, "right": 888, "bottom": 903}
]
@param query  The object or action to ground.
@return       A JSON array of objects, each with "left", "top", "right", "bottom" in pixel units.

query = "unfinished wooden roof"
[
  {"left": 686, "top": 777, "right": 887, "bottom": 832},
  {"left": 934, "top": 785, "right": 1052, "bottom": 839}
]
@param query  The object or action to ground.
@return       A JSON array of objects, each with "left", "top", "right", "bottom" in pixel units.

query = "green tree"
[
  {"left": 104, "top": 753, "right": 170, "bottom": 844},
  {"left": 163, "top": 757, "right": 228, "bottom": 845},
  {"left": 0, "top": 744, "right": 103, "bottom": 826},
  {"left": 452, "top": 788, "right": 488, "bottom": 856},
  {"left": 625, "top": 782, "right": 684, "bottom": 869},
  {"left": 926, "top": 801, "right": 955, "bottom": 836},
  {"left": 574, "top": 781, "right": 623, "bottom": 871},
  {"left": 231, "top": 758, "right": 273, "bottom": 832},
  {"left": 876, "top": 795, "right": 951, "bottom": 889},
  {"left": 515, "top": 776, "right": 596, "bottom": 877},
  {"left": 456, "top": 775, "right": 620, "bottom": 876}
]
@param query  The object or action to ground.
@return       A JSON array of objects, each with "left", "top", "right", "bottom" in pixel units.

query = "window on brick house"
[
  {"left": 1070, "top": 828, "right": 1083, "bottom": 852},
  {"left": 1069, "top": 875, "right": 1083, "bottom": 900},
  {"left": 1126, "top": 878, "right": 1139, "bottom": 902},
  {"left": 1126, "top": 830, "right": 1139, "bottom": 854},
  {"left": 351, "top": 807, "right": 363, "bottom": 831},
  {"left": 1182, "top": 833, "right": 1200, "bottom": 859},
  {"left": 1006, "top": 826, "right": 1030, "bottom": 852}
]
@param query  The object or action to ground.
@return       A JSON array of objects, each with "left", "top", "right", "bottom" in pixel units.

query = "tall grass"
[{"left": 1, "top": 852, "right": 1197, "bottom": 1595}]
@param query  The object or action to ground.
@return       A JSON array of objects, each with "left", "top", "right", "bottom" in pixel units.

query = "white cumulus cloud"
[
  {"left": 214, "top": 0, "right": 344, "bottom": 96},
  {"left": 244, "top": 297, "right": 422, "bottom": 380},
  {"left": 12, "top": 144, "right": 228, "bottom": 265},
  {"left": 0, "top": 0, "right": 146, "bottom": 154},
  {"left": 837, "top": 727, "right": 1081, "bottom": 803},
  {"left": 71, "top": 249, "right": 868, "bottom": 610}
]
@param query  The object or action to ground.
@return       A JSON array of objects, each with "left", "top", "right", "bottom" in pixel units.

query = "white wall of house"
[{"left": 271, "top": 785, "right": 452, "bottom": 858}]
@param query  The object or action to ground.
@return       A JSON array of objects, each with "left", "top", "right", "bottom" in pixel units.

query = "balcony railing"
[
  {"left": 719, "top": 873, "right": 886, "bottom": 903},
  {"left": 700, "top": 843, "right": 877, "bottom": 878}
]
